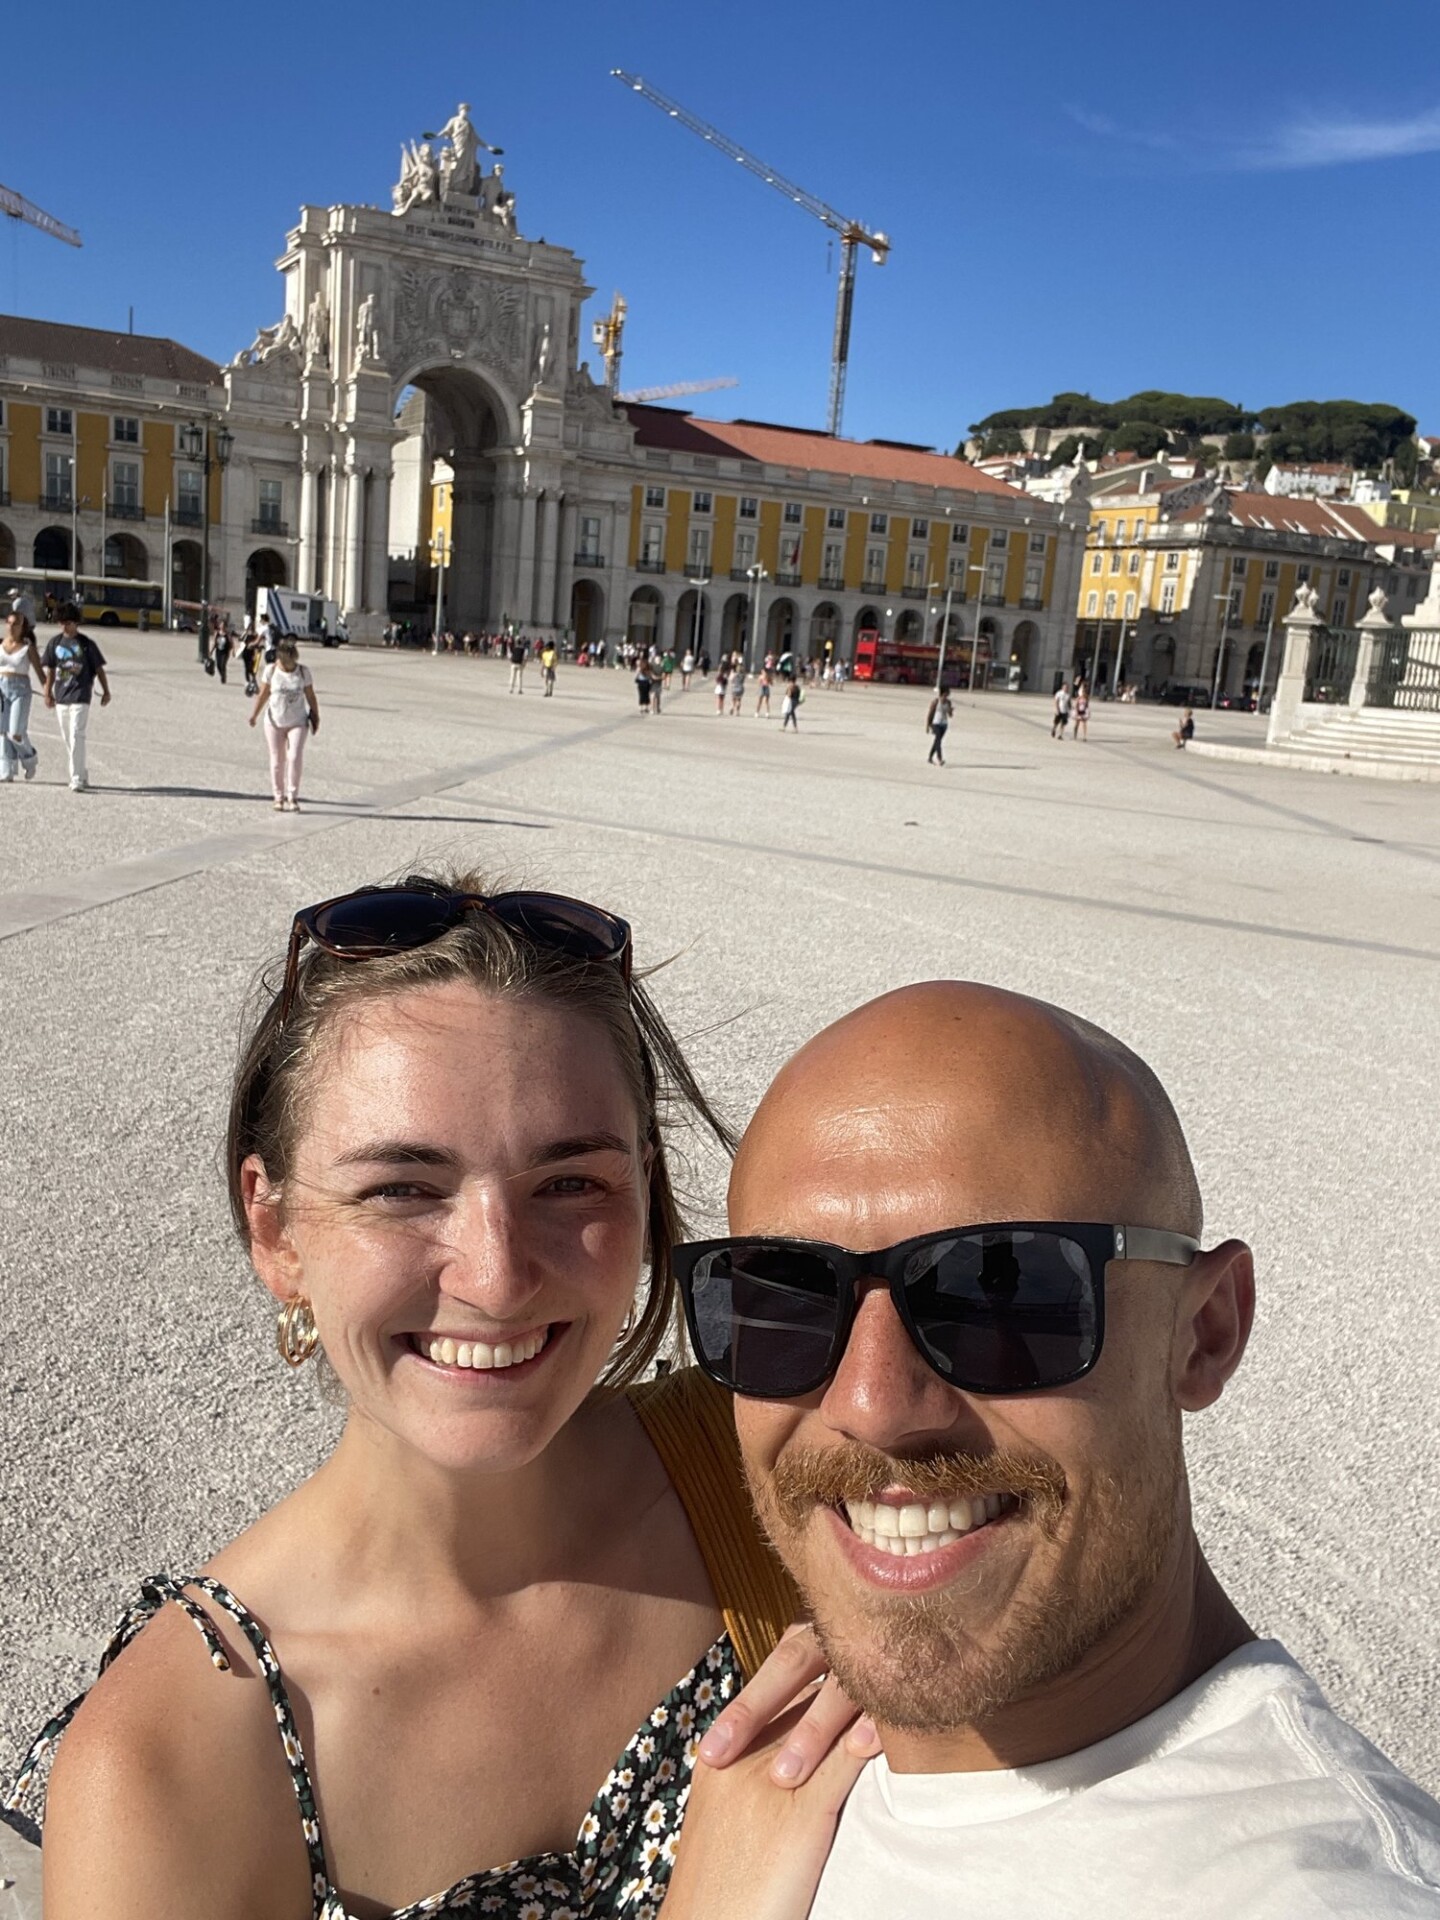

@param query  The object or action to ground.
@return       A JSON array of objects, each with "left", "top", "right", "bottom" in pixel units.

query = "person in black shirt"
[{"left": 41, "top": 604, "right": 112, "bottom": 792}]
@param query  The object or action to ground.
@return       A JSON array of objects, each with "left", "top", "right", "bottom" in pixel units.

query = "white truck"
[{"left": 259, "top": 588, "right": 348, "bottom": 648}]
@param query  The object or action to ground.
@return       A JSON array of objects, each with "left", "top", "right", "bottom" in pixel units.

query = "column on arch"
[{"left": 534, "top": 491, "right": 561, "bottom": 632}]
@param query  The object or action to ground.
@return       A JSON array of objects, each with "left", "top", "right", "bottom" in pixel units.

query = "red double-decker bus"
[{"left": 853, "top": 629, "right": 977, "bottom": 688}]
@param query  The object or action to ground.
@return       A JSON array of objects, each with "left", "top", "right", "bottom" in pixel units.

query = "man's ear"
[
  {"left": 1172, "top": 1239, "right": 1255, "bottom": 1412},
  {"left": 241, "top": 1154, "right": 302, "bottom": 1305}
]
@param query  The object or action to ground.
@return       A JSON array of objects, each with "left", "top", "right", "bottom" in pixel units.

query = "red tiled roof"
[
  {"left": 0, "top": 313, "right": 220, "bottom": 385},
  {"left": 623, "top": 405, "right": 1025, "bottom": 499}
]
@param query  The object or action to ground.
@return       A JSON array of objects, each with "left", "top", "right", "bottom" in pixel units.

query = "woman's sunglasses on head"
[
  {"left": 673, "top": 1222, "right": 1198, "bottom": 1399},
  {"left": 279, "top": 884, "right": 632, "bottom": 1021}
]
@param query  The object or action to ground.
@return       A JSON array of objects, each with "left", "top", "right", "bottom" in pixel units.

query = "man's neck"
[{"left": 881, "top": 1538, "right": 1255, "bottom": 1775}]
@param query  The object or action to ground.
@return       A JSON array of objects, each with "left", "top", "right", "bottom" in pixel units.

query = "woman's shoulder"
[{"left": 42, "top": 1592, "right": 306, "bottom": 1914}]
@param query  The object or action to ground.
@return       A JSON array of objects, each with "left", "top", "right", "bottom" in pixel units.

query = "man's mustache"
[{"left": 764, "top": 1440, "right": 1067, "bottom": 1531}]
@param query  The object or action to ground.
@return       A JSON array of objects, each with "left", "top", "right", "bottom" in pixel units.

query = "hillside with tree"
[{"left": 967, "top": 392, "right": 1419, "bottom": 477}]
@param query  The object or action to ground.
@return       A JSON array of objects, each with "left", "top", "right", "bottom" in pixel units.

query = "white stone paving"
[{"left": 1, "top": 629, "right": 1437, "bottom": 1855}]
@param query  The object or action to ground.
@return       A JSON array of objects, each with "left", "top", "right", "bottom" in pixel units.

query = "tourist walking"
[
  {"left": 680, "top": 648, "right": 695, "bottom": 689},
  {"left": 0, "top": 610, "right": 44, "bottom": 782},
  {"left": 926, "top": 688, "right": 954, "bottom": 765},
  {"left": 755, "top": 667, "right": 772, "bottom": 717},
  {"left": 250, "top": 638, "right": 319, "bottom": 811},
  {"left": 1052, "top": 680, "right": 1072, "bottom": 738},
  {"left": 507, "top": 634, "right": 527, "bottom": 693},
  {"left": 1073, "top": 679, "right": 1091, "bottom": 740},
  {"left": 541, "top": 642, "right": 557, "bottom": 696},
  {"left": 207, "top": 621, "right": 232, "bottom": 686},
  {"left": 714, "top": 663, "right": 729, "bottom": 714},
  {"left": 780, "top": 674, "right": 802, "bottom": 732},
  {"left": 634, "top": 658, "right": 654, "bottom": 715},
  {"left": 729, "top": 666, "right": 746, "bottom": 715},
  {"left": 1173, "top": 705, "right": 1196, "bottom": 749},
  {"left": 239, "top": 624, "right": 261, "bottom": 696},
  {"left": 41, "top": 604, "right": 111, "bottom": 793}
]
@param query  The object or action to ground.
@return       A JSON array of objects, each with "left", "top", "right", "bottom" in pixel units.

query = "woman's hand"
[
  {"left": 699, "top": 1625, "right": 860, "bottom": 1787},
  {"left": 661, "top": 1627, "right": 880, "bottom": 1920}
]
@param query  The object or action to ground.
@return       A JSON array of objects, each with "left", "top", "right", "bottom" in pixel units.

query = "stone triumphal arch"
[{"left": 218, "top": 103, "right": 633, "bottom": 641}]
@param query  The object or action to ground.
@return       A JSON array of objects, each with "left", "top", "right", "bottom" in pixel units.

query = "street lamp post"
[
  {"left": 1255, "top": 607, "right": 1277, "bottom": 714},
  {"left": 434, "top": 528, "right": 449, "bottom": 642},
  {"left": 1113, "top": 622, "right": 1133, "bottom": 698},
  {"left": 746, "top": 564, "right": 768, "bottom": 674},
  {"left": 966, "top": 562, "right": 986, "bottom": 692},
  {"left": 687, "top": 573, "right": 709, "bottom": 665},
  {"left": 929, "top": 579, "right": 952, "bottom": 691},
  {"left": 1211, "top": 590, "right": 1232, "bottom": 709},
  {"left": 67, "top": 455, "right": 80, "bottom": 598},
  {"left": 179, "top": 419, "right": 234, "bottom": 661}
]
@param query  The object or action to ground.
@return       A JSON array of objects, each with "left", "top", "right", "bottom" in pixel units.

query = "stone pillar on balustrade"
[
  {"left": 1266, "top": 583, "right": 1324, "bottom": 747},
  {"left": 1348, "top": 587, "right": 1392, "bottom": 712}
]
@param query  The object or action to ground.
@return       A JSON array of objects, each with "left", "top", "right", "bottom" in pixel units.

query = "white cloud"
[{"left": 1068, "top": 99, "right": 1440, "bottom": 173}]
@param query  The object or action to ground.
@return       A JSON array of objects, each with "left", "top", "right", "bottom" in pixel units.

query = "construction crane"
[
  {"left": 618, "top": 376, "right": 738, "bottom": 404},
  {"left": 0, "top": 182, "right": 82, "bottom": 248},
  {"left": 612, "top": 69, "right": 888, "bottom": 437}
]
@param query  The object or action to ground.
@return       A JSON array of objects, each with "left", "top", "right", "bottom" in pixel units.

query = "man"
[
  {"left": 1051, "top": 679, "right": 1071, "bottom": 737},
  {"left": 42, "top": 603, "right": 111, "bottom": 792},
  {"left": 676, "top": 983, "right": 1440, "bottom": 1915},
  {"left": 507, "top": 632, "right": 527, "bottom": 693}
]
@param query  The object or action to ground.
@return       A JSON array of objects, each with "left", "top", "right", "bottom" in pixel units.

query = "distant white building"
[{"left": 1263, "top": 462, "right": 1354, "bottom": 500}]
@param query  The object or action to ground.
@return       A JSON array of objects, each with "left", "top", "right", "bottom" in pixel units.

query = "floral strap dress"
[{"left": 3, "top": 1571, "right": 743, "bottom": 1917}]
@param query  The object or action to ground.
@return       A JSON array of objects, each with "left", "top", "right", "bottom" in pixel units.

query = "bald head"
[{"left": 731, "top": 982, "right": 1201, "bottom": 1242}]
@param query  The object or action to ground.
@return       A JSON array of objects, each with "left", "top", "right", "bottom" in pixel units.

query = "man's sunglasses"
[
  {"left": 279, "top": 884, "right": 632, "bottom": 1021},
  {"left": 673, "top": 1222, "right": 1198, "bottom": 1399}
]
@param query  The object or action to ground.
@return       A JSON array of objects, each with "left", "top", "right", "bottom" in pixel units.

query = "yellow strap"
[{"left": 628, "top": 1367, "right": 800, "bottom": 1679}]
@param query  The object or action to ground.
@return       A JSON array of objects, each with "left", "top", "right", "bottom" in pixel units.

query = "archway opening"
[
  {"left": 627, "top": 585, "right": 662, "bottom": 647},
  {"left": 853, "top": 604, "right": 881, "bottom": 651},
  {"left": 0, "top": 523, "right": 14, "bottom": 569},
  {"left": 719, "top": 592, "right": 748, "bottom": 660},
  {"left": 393, "top": 363, "right": 512, "bottom": 632},
  {"left": 570, "top": 577, "right": 604, "bottom": 653},
  {"left": 674, "top": 587, "right": 711, "bottom": 659},
  {"left": 34, "top": 526, "right": 75, "bottom": 573},
  {"left": 765, "top": 597, "right": 796, "bottom": 656},
  {"left": 171, "top": 538, "right": 203, "bottom": 609},
  {"left": 104, "top": 531, "right": 149, "bottom": 580},
  {"left": 246, "top": 547, "right": 288, "bottom": 613},
  {"left": 809, "top": 600, "right": 840, "bottom": 660}
]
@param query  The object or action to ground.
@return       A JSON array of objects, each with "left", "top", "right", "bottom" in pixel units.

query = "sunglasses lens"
[
  {"left": 309, "top": 889, "right": 460, "bottom": 952},
  {"left": 685, "top": 1245, "right": 842, "bottom": 1396},
  {"left": 902, "top": 1230, "right": 1098, "bottom": 1392},
  {"left": 490, "top": 894, "right": 629, "bottom": 968}
]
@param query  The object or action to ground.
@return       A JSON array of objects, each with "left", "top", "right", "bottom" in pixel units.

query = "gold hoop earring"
[{"left": 276, "top": 1295, "right": 320, "bottom": 1367}]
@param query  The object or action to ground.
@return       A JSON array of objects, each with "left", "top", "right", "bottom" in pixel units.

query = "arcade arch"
[
  {"left": 627, "top": 584, "right": 662, "bottom": 647},
  {"left": 853, "top": 604, "right": 881, "bottom": 651},
  {"left": 246, "top": 547, "right": 288, "bottom": 610},
  {"left": 0, "top": 524, "right": 14, "bottom": 569},
  {"left": 171, "top": 539, "right": 203, "bottom": 607},
  {"left": 570, "top": 578, "right": 604, "bottom": 653},
  {"left": 1011, "top": 619, "right": 1040, "bottom": 689},
  {"left": 103, "top": 532, "right": 149, "bottom": 579},
  {"left": 34, "top": 527, "right": 78, "bottom": 572},
  {"left": 674, "top": 587, "right": 711, "bottom": 660},
  {"left": 809, "top": 601, "right": 840, "bottom": 655},
  {"left": 719, "top": 592, "right": 748, "bottom": 659},
  {"left": 765, "top": 597, "right": 796, "bottom": 654}
]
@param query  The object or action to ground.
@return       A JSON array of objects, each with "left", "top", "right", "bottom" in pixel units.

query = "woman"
[
  {"left": 780, "top": 675, "right": 802, "bottom": 733},
  {"left": 1072, "top": 678, "right": 1090, "bottom": 741},
  {"left": 0, "top": 609, "right": 44, "bottom": 782},
  {"left": 10, "top": 873, "right": 845, "bottom": 1917},
  {"left": 714, "top": 662, "right": 729, "bottom": 714},
  {"left": 634, "top": 657, "right": 653, "bottom": 714},
  {"left": 925, "top": 689, "right": 953, "bottom": 766},
  {"left": 250, "top": 640, "right": 319, "bottom": 812}
]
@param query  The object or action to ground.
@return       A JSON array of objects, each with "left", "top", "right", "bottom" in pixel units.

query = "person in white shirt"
[
  {"left": 666, "top": 982, "right": 1440, "bottom": 1919},
  {"left": 249, "top": 639, "right": 319, "bottom": 811}
]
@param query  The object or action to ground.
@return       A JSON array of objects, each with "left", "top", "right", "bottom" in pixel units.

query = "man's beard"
[{"left": 748, "top": 1430, "right": 1183, "bottom": 1737}]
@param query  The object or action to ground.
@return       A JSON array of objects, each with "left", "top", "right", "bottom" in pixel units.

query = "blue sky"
[{"left": 6, "top": 0, "right": 1439, "bottom": 447}]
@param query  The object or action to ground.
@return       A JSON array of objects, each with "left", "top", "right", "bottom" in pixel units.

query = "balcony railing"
[
  {"left": 982, "top": 592, "right": 1007, "bottom": 606},
  {"left": 1019, "top": 595, "right": 1044, "bottom": 610},
  {"left": 108, "top": 501, "right": 145, "bottom": 522},
  {"left": 860, "top": 579, "right": 887, "bottom": 594},
  {"left": 573, "top": 551, "right": 606, "bottom": 569},
  {"left": 251, "top": 517, "right": 289, "bottom": 537},
  {"left": 899, "top": 585, "right": 929, "bottom": 600},
  {"left": 776, "top": 569, "right": 802, "bottom": 587},
  {"left": 636, "top": 556, "right": 666, "bottom": 574},
  {"left": 171, "top": 507, "right": 204, "bottom": 528},
  {"left": 40, "top": 491, "right": 73, "bottom": 511},
  {"left": 817, "top": 574, "right": 845, "bottom": 591},
  {"left": 730, "top": 566, "right": 759, "bottom": 581}
]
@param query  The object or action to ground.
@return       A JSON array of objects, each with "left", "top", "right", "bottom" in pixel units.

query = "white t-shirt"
[
  {"left": 811, "top": 1642, "right": 1440, "bottom": 1919},
  {"left": 261, "top": 659, "right": 313, "bottom": 730}
]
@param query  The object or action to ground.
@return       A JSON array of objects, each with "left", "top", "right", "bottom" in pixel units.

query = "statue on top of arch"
[{"left": 392, "top": 103, "right": 511, "bottom": 222}]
